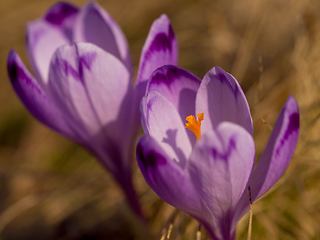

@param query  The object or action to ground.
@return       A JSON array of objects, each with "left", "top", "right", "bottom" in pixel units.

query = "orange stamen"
[{"left": 185, "top": 113, "right": 204, "bottom": 140}]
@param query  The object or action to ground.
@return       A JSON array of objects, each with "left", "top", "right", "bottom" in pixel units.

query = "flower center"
[{"left": 185, "top": 113, "right": 204, "bottom": 140}]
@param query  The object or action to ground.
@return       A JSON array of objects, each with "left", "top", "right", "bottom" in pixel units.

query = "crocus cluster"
[
  {"left": 137, "top": 65, "right": 299, "bottom": 239},
  {"left": 7, "top": 1, "right": 300, "bottom": 238},
  {"left": 7, "top": 1, "right": 178, "bottom": 217}
]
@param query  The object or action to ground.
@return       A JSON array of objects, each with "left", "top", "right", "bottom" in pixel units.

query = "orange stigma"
[{"left": 185, "top": 113, "right": 204, "bottom": 140}]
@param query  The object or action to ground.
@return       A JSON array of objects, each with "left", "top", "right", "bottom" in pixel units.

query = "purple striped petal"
[
  {"left": 73, "top": 2, "right": 131, "bottom": 72},
  {"left": 26, "top": 2, "right": 79, "bottom": 87},
  {"left": 147, "top": 65, "right": 201, "bottom": 118},
  {"left": 47, "top": 42, "right": 133, "bottom": 153},
  {"left": 26, "top": 20, "right": 70, "bottom": 86},
  {"left": 136, "top": 135, "right": 207, "bottom": 215},
  {"left": 7, "top": 49, "right": 76, "bottom": 140},
  {"left": 133, "top": 15, "right": 178, "bottom": 139},
  {"left": 146, "top": 65, "right": 201, "bottom": 144},
  {"left": 196, "top": 67, "right": 253, "bottom": 135},
  {"left": 136, "top": 14, "right": 178, "bottom": 85},
  {"left": 250, "top": 95, "right": 299, "bottom": 200},
  {"left": 44, "top": 2, "right": 79, "bottom": 27},
  {"left": 140, "top": 90, "right": 192, "bottom": 168},
  {"left": 137, "top": 135, "right": 221, "bottom": 240},
  {"left": 233, "top": 96, "right": 299, "bottom": 228},
  {"left": 188, "top": 122, "right": 255, "bottom": 240}
]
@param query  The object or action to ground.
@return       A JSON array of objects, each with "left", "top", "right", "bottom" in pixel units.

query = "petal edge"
[{"left": 250, "top": 95, "right": 299, "bottom": 201}]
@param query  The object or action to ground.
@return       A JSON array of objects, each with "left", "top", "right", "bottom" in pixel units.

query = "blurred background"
[{"left": 1, "top": 0, "right": 320, "bottom": 239}]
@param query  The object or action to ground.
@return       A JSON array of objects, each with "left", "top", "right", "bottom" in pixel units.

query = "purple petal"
[
  {"left": 233, "top": 96, "right": 299, "bottom": 228},
  {"left": 136, "top": 14, "right": 178, "bottom": 85},
  {"left": 73, "top": 2, "right": 131, "bottom": 72},
  {"left": 47, "top": 42, "right": 134, "bottom": 156},
  {"left": 133, "top": 15, "right": 178, "bottom": 137},
  {"left": 196, "top": 67, "right": 253, "bottom": 135},
  {"left": 26, "top": 20, "right": 70, "bottom": 86},
  {"left": 146, "top": 65, "right": 201, "bottom": 143},
  {"left": 137, "top": 136, "right": 218, "bottom": 237},
  {"left": 136, "top": 135, "right": 206, "bottom": 216},
  {"left": 147, "top": 65, "right": 201, "bottom": 118},
  {"left": 44, "top": 2, "right": 79, "bottom": 27},
  {"left": 43, "top": 2, "right": 79, "bottom": 44},
  {"left": 250, "top": 95, "right": 299, "bottom": 200},
  {"left": 188, "top": 122, "right": 255, "bottom": 239},
  {"left": 140, "top": 90, "right": 192, "bottom": 168},
  {"left": 7, "top": 49, "right": 76, "bottom": 140}
]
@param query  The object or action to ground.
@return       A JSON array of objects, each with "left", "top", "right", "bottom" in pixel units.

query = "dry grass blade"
[
  {"left": 158, "top": 209, "right": 179, "bottom": 240},
  {"left": 247, "top": 186, "right": 253, "bottom": 240},
  {"left": 166, "top": 223, "right": 173, "bottom": 239},
  {"left": 196, "top": 224, "right": 201, "bottom": 240}
]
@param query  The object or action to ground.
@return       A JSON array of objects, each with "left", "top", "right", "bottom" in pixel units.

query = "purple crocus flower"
[
  {"left": 136, "top": 65, "right": 299, "bottom": 239},
  {"left": 7, "top": 1, "right": 178, "bottom": 218}
]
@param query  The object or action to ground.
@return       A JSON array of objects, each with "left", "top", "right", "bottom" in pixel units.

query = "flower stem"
[{"left": 116, "top": 173, "right": 144, "bottom": 220}]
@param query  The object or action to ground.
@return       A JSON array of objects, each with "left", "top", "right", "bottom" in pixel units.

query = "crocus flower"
[
  {"left": 7, "top": 1, "right": 178, "bottom": 218},
  {"left": 136, "top": 65, "right": 299, "bottom": 239}
]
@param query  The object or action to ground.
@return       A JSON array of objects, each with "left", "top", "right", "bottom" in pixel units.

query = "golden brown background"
[{"left": 0, "top": 0, "right": 320, "bottom": 239}]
